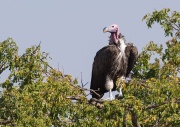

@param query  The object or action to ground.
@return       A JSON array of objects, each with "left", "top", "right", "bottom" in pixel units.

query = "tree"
[{"left": 0, "top": 8, "right": 180, "bottom": 127}]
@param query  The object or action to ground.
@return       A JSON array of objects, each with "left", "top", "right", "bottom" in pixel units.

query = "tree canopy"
[{"left": 0, "top": 8, "right": 180, "bottom": 127}]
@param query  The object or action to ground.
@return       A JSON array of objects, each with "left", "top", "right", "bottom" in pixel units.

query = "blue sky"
[{"left": 0, "top": 1, "right": 180, "bottom": 98}]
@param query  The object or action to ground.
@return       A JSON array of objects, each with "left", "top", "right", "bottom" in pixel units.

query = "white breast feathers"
[
  {"left": 105, "top": 75, "right": 114, "bottom": 91},
  {"left": 119, "top": 38, "right": 126, "bottom": 55}
]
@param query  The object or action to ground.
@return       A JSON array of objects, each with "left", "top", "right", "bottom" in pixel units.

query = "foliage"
[
  {"left": 0, "top": 8, "right": 180, "bottom": 127},
  {"left": 0, "top": 38, "right": 18, "bottom": 75},
  {"left": 142, "top": 8, "right": 180, "bottom": 37}
]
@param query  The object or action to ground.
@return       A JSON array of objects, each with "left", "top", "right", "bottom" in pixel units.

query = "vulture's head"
[{"left": 103, "top": 24, "right": 119, "bottom": 44}]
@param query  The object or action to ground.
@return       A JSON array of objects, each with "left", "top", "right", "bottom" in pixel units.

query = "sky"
[{"left": 0, "top": 1, "right": 180, "bottom": 98}]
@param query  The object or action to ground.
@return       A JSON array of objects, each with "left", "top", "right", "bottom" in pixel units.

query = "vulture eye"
[{"left": 112, "top": 26, "right": 114, "bottom": 28}]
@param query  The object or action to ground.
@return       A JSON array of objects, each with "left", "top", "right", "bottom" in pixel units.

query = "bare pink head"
[{"left": 103, "top": 24, "right": 119, "bottom": 44}]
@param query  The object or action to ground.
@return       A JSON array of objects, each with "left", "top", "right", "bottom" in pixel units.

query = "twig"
[
  {"left": 172, "top": 24, "right": 179, "bottom": 31},
  {"left": 80, "top": 72, "right": 89, "bottom": 88},
  {"left": 174, "top": 23, "right": 180, "bottom": 29},
  {"left": 81, "top": 72, "right": 83, "bottom": 88},
  {"left": 62, "top": 66, "right": 64, "bottom": 75},
  {"left": 20, "top": 42, "right": 41, "bottom": 58},
  {"left": 83, "top": 82, "right": 89, "bottom": 88},
  {"left": 86, "top": 93, "right": 91, "bottom": 97},
  {"left": 80, "top": 87, "right": 101, "bottom": 98},
  {"left": 58, "top": 62, "right": 60, "bottom": 71}
]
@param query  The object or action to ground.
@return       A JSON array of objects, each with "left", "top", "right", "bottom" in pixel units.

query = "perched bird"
[{"left": 90, "top": 24, "right": 138, "bottom": 100}]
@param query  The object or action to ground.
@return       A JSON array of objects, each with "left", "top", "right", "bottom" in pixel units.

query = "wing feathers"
[{"left": 125, "top": 43, "right": 138, "bottom": 77}]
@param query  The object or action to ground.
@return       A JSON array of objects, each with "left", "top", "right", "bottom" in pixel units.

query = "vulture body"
[{"left": 90, "top": 24, "right": 138, "bottom": 100}]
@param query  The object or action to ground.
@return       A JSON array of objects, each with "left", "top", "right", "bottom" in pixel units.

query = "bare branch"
[
  {"left": 0, "top": 65, "right": 8, "bottom": 74},
  {"left": 62, "top": 66, "right": 64, "bottom": 75},
  {"left": 153, "top": 117, "right": 162, "bottom": 127},
  {"left": 130, "top": 108, "right": 141, "bottom": 127},
  {"left": 85, "top": 93, "right": 91, "bottom": 97},
  {"left": 145, "top": 101, "right": 166, "bottom": 110},
  {"left": 172, "top": 24, "right": 179, "bottom": 31},
  {"left": 80, "top": 87, "right": 101, "bottom": 98},
  {"left": 0, "top": 120, "right": 11, "bottom": 125},
  {"left": 123, "top": 107, "right": 127, "bottom": 127},
  {"left": 83, "top": 82, "right": 89, "bottom": 88},
  {"left": 66, "top": 96, "right": 80, "bottom": 100},
  {"left": 89, "top": 98, "right": 104, "bottom": 109},
  {"left": 80, "top": 72, "right": 89, "bottom": 88},
  {"left": 68, "top": 78, "right": 101, "bottom": 98},
  {"left": 174, "top": 23, "right": 180, "bottom": 29},
  {"left": 58, "top": 62, "right": 60, "bottom": 71},
  {"left": 81, "top": 72, "right": 83, "bottom": 88},
  {"left": 144, "top": 99, "right": 180, "bottom": 110}
]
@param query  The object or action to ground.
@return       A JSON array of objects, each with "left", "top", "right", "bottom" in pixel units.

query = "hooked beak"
[{"left": 103, "top": 27, "right": 109, "bottom": 33}]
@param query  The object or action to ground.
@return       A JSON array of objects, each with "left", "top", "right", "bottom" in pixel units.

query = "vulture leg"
[
  {"left": 106, "top": 89, "right": 114, "bottom": 100},
  {"left": 115, "top": 85, "right": 123, "bottom": 99},
  {"left": 118, "top": 86, "right": 123, "bottom": 97},
  {"left": 116, "top": 76, "right": 125, "bottom": 99},
  {"left": 105, "top": 76, "right": 114, "bottom": 100},
  {"left": 109, "top": 89, "right": 114, "bottom": 100}
]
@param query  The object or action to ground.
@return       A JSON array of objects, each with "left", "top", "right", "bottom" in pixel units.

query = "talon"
[{"left": 115, "top": 94, "right": 123, "bottom": 100}]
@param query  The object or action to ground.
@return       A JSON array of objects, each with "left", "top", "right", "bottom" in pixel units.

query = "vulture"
[{"left": 90, "top": 24, "right": 138, "bottom": 100}]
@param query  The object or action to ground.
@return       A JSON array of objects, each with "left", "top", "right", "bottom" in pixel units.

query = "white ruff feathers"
[{"left": 119, "top": 38, "right": 126, "bottom": 55}]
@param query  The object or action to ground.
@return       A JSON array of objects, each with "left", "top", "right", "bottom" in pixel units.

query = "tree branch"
[
  {"left": 0, "top": 65, "right": 8, "bottom": 74},
  {"left": 89, "top": 98, "right": 104, "bottom": 109},
  {"left": 174, "top": 23, "right": 180, "bottom": 29},
  {"left": 153, "top": 117, "right": 162, "bottom": 127},
  {"left": 123, "top": 107, "right": 127, "bottom": 127},
  {"left": 144, "top": 99, "right": 180, "bottom": 110},
  {"left": 66, "top": 96, "right": 81, "bottom": 100},
  {"left": 144, "top": 102, "right": 166, "bottom": 110},
  {"left": 0, "top": 119, "right": 14, "bottom": 126},
  {"left": 81, "top": 88, "right": 101, "bottom": 98},
  {"left": 172, "top": 24, "right": 179, "bottom": 31},
  {"left": 130, "top": 108, "right": 141, "bottom": 127}
]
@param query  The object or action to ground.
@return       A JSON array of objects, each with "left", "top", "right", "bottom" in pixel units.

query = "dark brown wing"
[
  {"left": 125, "top": 43, "right": 138, "bottom": 77},
  {"left": 90, "top": 45, "right": 120, "bottom": 99}
]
